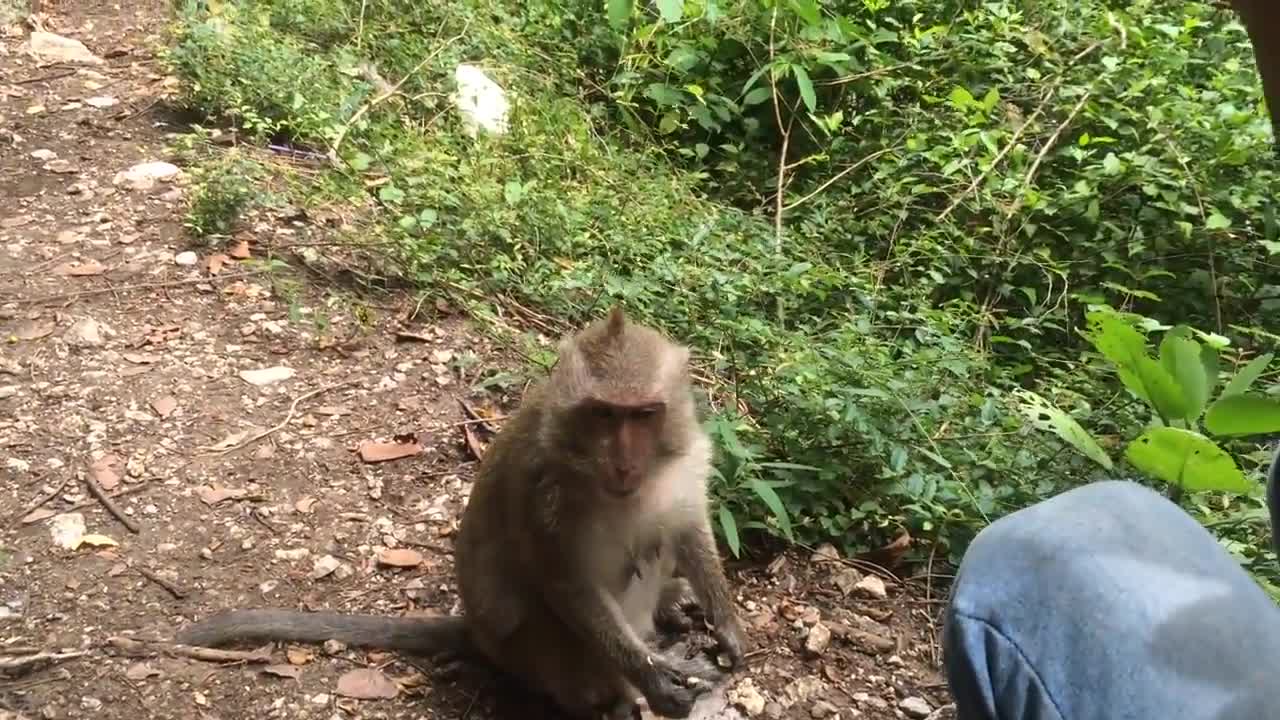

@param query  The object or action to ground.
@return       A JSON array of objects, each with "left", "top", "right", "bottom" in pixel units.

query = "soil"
[{"left": 0, "top": 3, "right": 955, "bottom": 720}]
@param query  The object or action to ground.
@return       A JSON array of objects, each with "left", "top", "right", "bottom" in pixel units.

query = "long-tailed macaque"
[{"left": 175, "top": 307, "right": 747, "bottom": 719}]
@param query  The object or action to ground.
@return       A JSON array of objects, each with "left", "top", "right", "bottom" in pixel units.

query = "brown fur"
[{"left": 174, "top": 307, "right": 745, "bottom": 719}]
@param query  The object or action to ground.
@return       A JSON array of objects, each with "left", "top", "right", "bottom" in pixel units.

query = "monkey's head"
[{"left": 545, "top": 305, "right": 700, "bottom": 500}]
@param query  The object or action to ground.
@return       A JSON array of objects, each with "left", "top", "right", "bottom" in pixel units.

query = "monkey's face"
[{"left": 579, "top": 400, "right": 668, "bottom": 499}]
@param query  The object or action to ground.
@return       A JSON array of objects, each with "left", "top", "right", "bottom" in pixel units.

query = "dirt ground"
[{"left": 0, "top": 3, "right": 955, "bottom": 719}]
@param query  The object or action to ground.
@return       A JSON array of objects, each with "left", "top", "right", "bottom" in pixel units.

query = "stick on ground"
[
  {"left": 85, "top": 472, "right": 141, "bottom": 534},
  {"left": 106, "top": 637, "right": 273, "bottom": 664}
]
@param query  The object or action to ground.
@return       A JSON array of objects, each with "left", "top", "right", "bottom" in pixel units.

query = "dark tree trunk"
[{"left": 1231, "top": 0, "right": 1280, "bottom": 152}]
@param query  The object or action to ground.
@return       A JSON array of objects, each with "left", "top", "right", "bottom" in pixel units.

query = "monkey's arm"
[
  {"left": 175, "top": 609, "right": 469, "bottom": 656},
  {"left": 674, "top": 524, "right": 746, "bottom": 666}
]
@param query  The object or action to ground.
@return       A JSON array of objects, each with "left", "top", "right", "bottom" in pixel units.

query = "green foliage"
[
  {"left": 161, "top": 0, "right": 1280, "bottom": 577},
  {"left": 182, "top": 145, "right": 266, "bottom": 240}
]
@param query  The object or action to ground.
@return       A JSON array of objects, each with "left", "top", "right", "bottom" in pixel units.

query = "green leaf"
[
  {"left": 1221, "top": 353, "right": 1272, "bottom": 398},
  {"left": 1014, "top": 389, "right": 1113, "bottom": 470},
  {"left": 644, "top": 83, "right": 685, "bottom": 106},
  {"left": 1206, "top": 212, "right": 1231, "bottom": 230},
  {"left": 655, "top": 0, "right": 683, "bottom": 22},
  {"left": 1159, "top": 330, "right": 1209, "bottom": 422},
  {"left": 1124, "top": 427, "right": 1251, "bottom": 493},
  {"left": 1200, "top": 344, "right": 1221, "bottom": 399},
  {"left": 1102, "top": 153, "right": 1122, "bottom": 174},
  {"left": 378, "top": 184, "right": 405, "bottom": 204},
  {"left": 1085, "top": 311, "right": 1188, "bottom": 421},
  {"left": 607, "top": 0, "right": 633, "bottom": 30},
  {"left": 749, "top": 478, "right": 794, "bottom": 539},
  {"left": 717, "top": 504, "right": 741, "bottom": 557},
  {"left": 788, "top": 0, "right": 821, "bottom": 27},
  {"left": 948, "top": 86, "right": 974, "bottom": 109},
  {"left": 1204, "top": 395, "right": 1280, "bottom": 437},
  {"left": 742, "top": 87, "right": 772, "bottom": 106},
  {"left": 792, "top": 65, "right": 816, "bottom": 113}
]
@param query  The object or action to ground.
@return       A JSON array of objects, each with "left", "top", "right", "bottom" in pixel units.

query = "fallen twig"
[
  {"left": 14, "top": 69, "right": 76, "bottom": 85},
  {"left": 18, "top": 271, "right": 261, "bottom": 305},
  {"left": 9, "top": 474, "right": 71, "bottom": 528},
  {"left": 201, "top": 380, "right": 356, "bottom": 456},
  {"left": 130, "top": 563, "right": 188, "bottom": 600},
  {"left": 85, "top": 471, "right": 141, "bottom": 534},
  {"left": 106, "top": 636, "right": 272, "bottom": 664},
  {"left": 19, "top": 484, "right": 154, "bottom": 525},
  {"left": 0, "top": 651, "right": 86, "bottom": 676}
]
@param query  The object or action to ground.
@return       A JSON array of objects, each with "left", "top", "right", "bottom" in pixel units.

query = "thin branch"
[
  {"left": 1004, "top": 89, "right": 1093, "bottom": 219},
  {"left": 17, "top": 271, "right": 261, "bottom": 305},
  {"left": 200, "top": 380, "right": 356, "bottom": 456},
  {"left": 784, "top": 145, "right": 899, "bottom": 212},
  {"left": 85, "top": 471, "right": 141, "bottom": 534},
  {"left": 328, "top": 21, "right": 470, "bottom": 166}
]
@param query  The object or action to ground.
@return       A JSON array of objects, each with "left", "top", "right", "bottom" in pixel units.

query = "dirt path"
[{"left": 0, "top": 4, "right": 951, "bottom": 720}]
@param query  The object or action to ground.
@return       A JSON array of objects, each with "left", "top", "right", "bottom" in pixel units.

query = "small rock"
[
  {"left": 112, "top": 161, "right": 181, "bottom": 191},
  {"left": 810, "top": 700, "right": 839, "bottom": 718},
  {"left": 156, "top": 543, "right": 178, "bottom": 553},
  {"left": 44, "top": 159, "right": 77, "bottom": 174},
  {"left": 274, "top": 548, "right": 311, "bottom": 561},
  {"left": 174, "top": 251, "right": 198, "bottom": 266},
  {"left": 310, "top": 554, "right": 342, "bottom": 579},
  {"left": 50, "top": 513, "right": 86, "bottom": 550},
  {"left": 85, "top": 96, "right": 119, "bottom": 108},
  {"left": 763, "top": 702, "right": 783, "bottom": 719},
  {"left": 239, "top": 366, "right": 296, "bottom": 386},
  {"left": 65, "top": 318, "right": 109, "bottom": 347},
  {"left": 782, "top": 677, "right": 827, "bottom": 707},
  {"left": 322, "top": 640, "right": 346, "bottom": 655},
  {"left": 810, "top": 543, "right": 840, "bottom": 563},
  {"left": 310, "top": 693, "right": 331, "bottom": 705},
  {"left": 804, "top": 622, "right": 832, "bottom": 656},
  {"left": 853, "top": 574, "right": 888, "bottom": 600},
  {"left": 727, "top": 678, "right": 767, "bottom": 717},
  {"left": 30, "top": 149, "right": 57, "bottom": 161},
  {"left": 833, "top": 567, "right": 862, "bottom": 595},
  {"left": 899, "top": 697, "right": 933, "bottom": 719},
  {"left": 0, "top": 385, "right": 18, "bottom": 399},
  {"left": 29, "top": 32, "right": 104, "bottom": 65}
]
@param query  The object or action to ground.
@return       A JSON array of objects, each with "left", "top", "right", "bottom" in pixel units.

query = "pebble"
[
  {"left": 113, "top": 161, "right": 181, "bottom": 191},
  {"left": 174, "top": 250, "right": 198, "bottom": 266},
  {"left": 728, "top": 678, "right": 767, "bottom": 717},
  {"left": 805, "top": 621, "right": 832, "bottom": 655},
  {"left": 899, "top": 697, "right": 933, "bottom": 719},
  {"left": 853, "top": 574, "right": 888, "bottom": 600}
]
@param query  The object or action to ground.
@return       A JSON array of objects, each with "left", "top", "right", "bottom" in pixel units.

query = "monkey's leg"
[
  {"left": 673, "top": 526, "right": 746, "bottom": 667},
  {"left": 175, "top": 609, "right": 469, "bottom": 656}
]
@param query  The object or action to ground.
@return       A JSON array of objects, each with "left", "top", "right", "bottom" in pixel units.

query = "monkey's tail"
[{"left": 174, "top": 610, "right": 470, "bottom": 655}]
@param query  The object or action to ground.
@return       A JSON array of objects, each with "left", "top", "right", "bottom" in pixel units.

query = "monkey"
[{"left": 175, "top": 306, "right": 748, "bottom": 719}]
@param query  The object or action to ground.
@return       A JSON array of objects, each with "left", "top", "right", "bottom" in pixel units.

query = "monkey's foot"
[{"left": 655, "top": 578, "right": 702, "bottom": 633}]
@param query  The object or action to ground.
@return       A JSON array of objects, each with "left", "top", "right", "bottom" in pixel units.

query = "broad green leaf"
[
  {"left": 1014, "top": 389, "right": 1113, "bottom": 470},
  {"left": 749, "top": 478, "right": 794, "bottom": 539},
  {"left": 788, "top": 0, "right": 821, "bottom": 26},
  {"left": 1159, "top": 330, "right": 1208, "bottom": 422},
  {"left": 718, "top": 504, "right": 741, "bottom": 557},
  {"left": 792, "top": 65, "right": 816, "bottom": 113},
  {"left": 742, "top": 87, "right": 772, "bottom": 106},
  {"left": 1124, "top": 427, "right": 1251, "bottom": 493},
  {"left": 656, "top": 0, "right": 683, "bottom": 22},
  {"left": 644, "top": 83, "right": 685, "bottom": 106},
  {"left": 378, "top": 184, "right": 405, "bottom": 204},
  {"left": 1102, "top": 153, "right": 1122, "bottom": 174},
  {"left": 1206, "top": 212, "right": 1231, "bottom": 230},
  {"left": 1086, "top": 311, "right": 1188, "bottom": 421},
  {"left": 757, "top": 461, "right": 821, "bottom": 472},
  {"left": 607, "top": 0, "right": 634, "bottom": 30},
  {"left": 948, "top": 86, "right": 974, "bottom": 108},
  {"left": 1204, "top": 395, "right": 1280, "bottom": 437},
  {"left": 1221, "top": 353, "right": 1273, "bottom": 398}
]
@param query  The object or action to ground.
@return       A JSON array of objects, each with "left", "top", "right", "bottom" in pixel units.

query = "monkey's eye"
[{"left": 589, "top": 405, "right": 616, "bottom": 420}]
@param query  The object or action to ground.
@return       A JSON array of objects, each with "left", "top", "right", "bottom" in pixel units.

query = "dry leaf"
[
  {"left": 197, "top": 484, "right": 248, "bottom": 505},
  {"left": 239, "top": 366, "right": 296, "bottom": 386},
  {"left": 392, "top": 671, "right": 429, "bottom": 689},
  {"left": 14, "top": 319, "right": 56, "bottom": 341},
  {"left": 286, "top": 647, "right": 314, "bottom": 666},
  {"left": 229, "top": 239, "right": 251, "bottom": 259},
  {"left": 295, "top": 496, "right": 318, "bottom": 514},
  {"left": 89, "top": 454, "right": 122, "bottom": 491},
  {"left": 122, "top": 352, "right": 161, "bottom": 364},
  {"left": 151, "top": 395, "right": 177, "bottom": 418},
  {"left": 53, "top": 260, "right": 106, "bottom": 276},
  {"left": 22, "top": 507, "right": 57, "bottom": 524},
  {"left": 376, "top": 548, "right": 424, "bottom": 568},
  {"left": 107, "top": 562, "right": 129, "bottom": 577},
  {"left": 462, "top": 423, "right": 488, "bottom": 461},
  {"left": 79, "top": 534, "right": 119, "bottom": 548},
  {"left": 335, "top": 668, "right": 399, "bottom": 700},
  {"left": 206, "top": 253, "right": 228, "bottom": 274},
  {"left": 262, "top": 664, "right": 303, "bottom": 680},
  {"left": 357, "top": 439, "right": 423, "bottom": 464},
  {"left": 125, "top": 662, "right": 163, "bottom": 681}
]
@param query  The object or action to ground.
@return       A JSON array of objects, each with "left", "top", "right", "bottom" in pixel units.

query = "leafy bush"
[{"left": 162, "top": 0, "right": 1280, "bottom": 577}]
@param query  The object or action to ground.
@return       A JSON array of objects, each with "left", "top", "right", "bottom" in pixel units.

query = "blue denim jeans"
[{"left": 944, "top": 449, "right": 1280, "bottom": 720}]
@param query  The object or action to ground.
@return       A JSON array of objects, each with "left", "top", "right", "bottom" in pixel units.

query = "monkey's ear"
[{"left": 606, "top": 304, "right": 627, "bottom": 336}]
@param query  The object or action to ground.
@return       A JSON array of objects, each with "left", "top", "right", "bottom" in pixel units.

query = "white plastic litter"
[{"left": 453, "top": 63, "right": 510, "bottom": 137}]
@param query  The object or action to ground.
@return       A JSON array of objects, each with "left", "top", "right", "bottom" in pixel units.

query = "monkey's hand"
[
  {"left": 711, "top": 616, "right": 746, "bottom": 669},
  {"left": 637, "top": 656, "right": 713, "bottom": 719}
]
